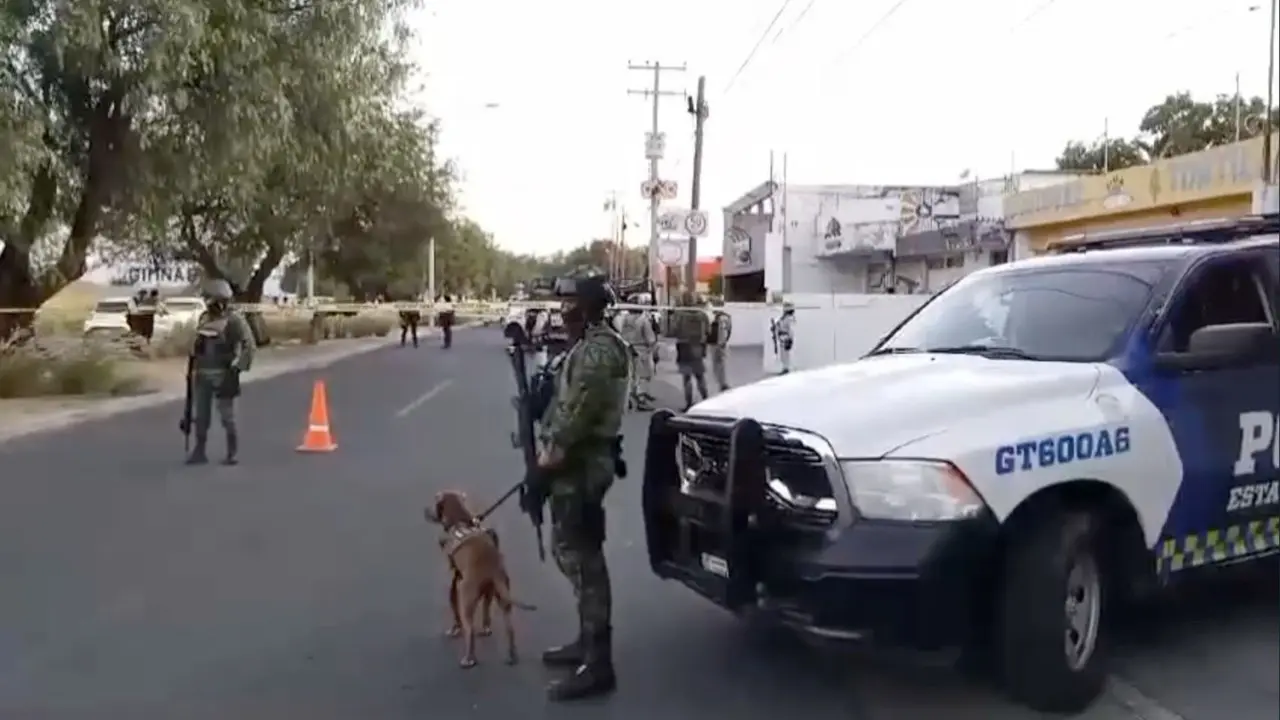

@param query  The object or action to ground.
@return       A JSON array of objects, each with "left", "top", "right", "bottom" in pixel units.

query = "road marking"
[
  {"left": 394, "top": 380, "right": 454, "bottom": 419},
  {"left": 1106, "top": 676, "right": 1188, "bottom": 720}
]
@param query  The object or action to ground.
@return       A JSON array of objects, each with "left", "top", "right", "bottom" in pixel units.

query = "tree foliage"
[
  {"left": 0, "top": 0, "right": 543, "bottom": 337},
  {"left": 1055, "top": 90, "right": 1280, "bottom": 172}
]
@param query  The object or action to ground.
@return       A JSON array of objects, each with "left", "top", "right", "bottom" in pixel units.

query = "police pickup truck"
[{"left": 641, "top": 214, "right": 1280, "bottom": 714}]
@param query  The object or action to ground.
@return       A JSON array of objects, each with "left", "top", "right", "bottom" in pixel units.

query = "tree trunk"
[{"left": 0, "top": 164, "right": 59, "bottom": 342}]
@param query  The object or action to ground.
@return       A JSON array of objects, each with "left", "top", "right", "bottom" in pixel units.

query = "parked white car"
[
  {"left": 82, "top": 295, "right": 206, "bottom": 340},
  {"left": 82, "top": 298, "right": 132, "bottom": 337}
]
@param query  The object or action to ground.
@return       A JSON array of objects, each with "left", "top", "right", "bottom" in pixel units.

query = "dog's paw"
[
  {"left": 444, "top": 625, "right": 462, "bottom": 638},
  {"left": 460, "top": 656, "right": 478, "bottom": 669},
  {"left": 478, "top": 626, "right": 492, "bottom": 637}
]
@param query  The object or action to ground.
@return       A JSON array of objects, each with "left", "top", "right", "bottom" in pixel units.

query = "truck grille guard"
[{"left": 641, "top": 410, "right": 854, "bottom": 611}]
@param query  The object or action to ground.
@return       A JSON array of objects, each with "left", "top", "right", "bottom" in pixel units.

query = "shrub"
[
  {"left": 33, "top": 309, "right": 88, "bottom": 337},
  {"left": 0, "top": 337, "right": 142, "bottom": 398}
]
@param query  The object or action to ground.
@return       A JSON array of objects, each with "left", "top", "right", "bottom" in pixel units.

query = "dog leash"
[{"left": 474, "top": 479, "right": 526, "bottom": 522}]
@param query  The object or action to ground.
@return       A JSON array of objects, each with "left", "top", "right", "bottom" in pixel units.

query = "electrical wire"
[
  {"left": 1007, "top": 0, "right": 1059, "bottom": 35},
  {"left": 771, "top": 0, "right": 819, "bottom": 45},
  {"left": 826, "top": 0, "right": 912, "bottom": 70},
  {"left": 723, "top": 0, "right": 795, "bottom": 95}
]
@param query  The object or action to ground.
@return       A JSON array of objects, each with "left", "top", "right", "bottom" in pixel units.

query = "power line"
[
  {"left": 826, "top": 0, "right": 912, "bottom": 69},
  {"left": 1008, "top": 0, "right": 1058, "bottom": 35},
  {"left": 723, "top": 0, "right": 795, "bottom": 94},
  {"left": 771, "top": 0, "right": 820, "bottom": 45}
]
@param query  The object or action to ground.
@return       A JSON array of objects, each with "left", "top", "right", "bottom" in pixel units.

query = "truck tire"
[{"left": 996, "top": 509, "right": 1109, "bottom": 713}]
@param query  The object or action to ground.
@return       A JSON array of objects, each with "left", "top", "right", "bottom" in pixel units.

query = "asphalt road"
[{"left": 1, "top": 329, "right": 1274, "bottom": 719}]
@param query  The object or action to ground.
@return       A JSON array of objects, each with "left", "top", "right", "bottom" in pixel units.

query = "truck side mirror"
[{"left": 1153, "top": 322, "right": 1274, "bottom": 371}]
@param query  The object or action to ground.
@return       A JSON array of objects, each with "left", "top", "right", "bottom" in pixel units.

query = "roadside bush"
[
  {"left": 0, "top": 337, "right": 142, "bottom": 398},
  {"left": 33, "top": 309, "right": 87, "bottom": 336}
]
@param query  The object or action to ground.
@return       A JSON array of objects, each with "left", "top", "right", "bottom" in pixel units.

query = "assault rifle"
[
  {"left": 506, "top": 332, "right": 549, "bottom": 562},
  {"left": 179, "top": 356, "right": 195, "bottom": 453}
]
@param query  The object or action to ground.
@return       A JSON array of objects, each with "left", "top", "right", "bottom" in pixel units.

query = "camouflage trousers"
[
  {"left": 709, "top": 345, "right": 728, "bottom": 390},
  {"left": 549, "top": 485, "right": 612, "bottom": 647},
  {"left": 192, "top": 375, "right": 237, "bottom": 441}
]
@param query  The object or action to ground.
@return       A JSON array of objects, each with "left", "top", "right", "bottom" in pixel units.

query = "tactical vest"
[{"left": 192, "top": 313, "right": 240, "bottom": 370}]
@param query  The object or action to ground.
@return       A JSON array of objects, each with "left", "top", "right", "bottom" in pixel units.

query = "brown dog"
[{"left": 425, "top": 490, "right": 535, "bottom": 668}]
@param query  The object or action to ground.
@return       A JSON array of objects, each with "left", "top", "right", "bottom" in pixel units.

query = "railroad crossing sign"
[
  {"left": 656, "top": 208, "right": 709, "bottom": 237},
  {"left": 641, "top": 179, "right": 678, "bottom": 200}
]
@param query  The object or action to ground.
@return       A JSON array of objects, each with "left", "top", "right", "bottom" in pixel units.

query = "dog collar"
[{"left": 440, "top": 523, "right": 485, "bottom": 558}]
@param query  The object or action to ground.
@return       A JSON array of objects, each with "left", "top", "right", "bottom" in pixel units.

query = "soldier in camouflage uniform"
[
  {"left": 536, "top": 272, "right": 629, "bottom": 701},
  {"left": 671, "top": 291, "right": 710, "bottom": 410},
  {"left": 183, "top": 279, "right": 256, "bottom": 465}
]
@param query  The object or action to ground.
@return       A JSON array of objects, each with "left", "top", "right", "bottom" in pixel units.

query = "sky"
[{"left": 406, "top": 0, "right": 1279, "bottom": 259}]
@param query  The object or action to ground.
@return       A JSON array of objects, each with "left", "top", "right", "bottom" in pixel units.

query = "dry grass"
[{"left": 1, "top": 310, "right": 397, "bottom": 399}]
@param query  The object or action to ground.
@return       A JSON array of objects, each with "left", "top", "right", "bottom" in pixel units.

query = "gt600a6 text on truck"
[{"left": 641, "top": 214, "right": 1280, "bottom": 714}]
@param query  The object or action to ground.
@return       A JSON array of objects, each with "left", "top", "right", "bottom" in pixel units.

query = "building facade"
[
  {"left": 1005, "top": 133, "right": 1279, "bottom": 254},
  {"left": 720, "top": 175, "right": 1083, "bottom": 298}
]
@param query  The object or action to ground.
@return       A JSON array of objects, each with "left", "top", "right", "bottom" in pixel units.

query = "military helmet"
[
  {"left": 553, "top": 271, "right": 616, "bottom": 308},
  {"left": 202, "top": 278, "right": 234, "bottom": 301}
]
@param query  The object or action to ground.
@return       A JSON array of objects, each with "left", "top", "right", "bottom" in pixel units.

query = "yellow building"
[{"left": 1005, "top": 133, "right": 1279, "bottom": 253}]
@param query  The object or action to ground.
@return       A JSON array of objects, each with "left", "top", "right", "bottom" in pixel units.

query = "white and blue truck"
[{"left": 641, "top": 214, "right": 1280, "bottom": 713}]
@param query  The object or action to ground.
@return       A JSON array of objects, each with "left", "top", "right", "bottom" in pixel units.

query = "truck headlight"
[{"left": 840, "top": 460, "right": 985, "bottom": 521}]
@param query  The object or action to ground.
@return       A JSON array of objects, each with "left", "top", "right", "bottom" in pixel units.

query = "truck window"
[
  {"left": 877, "top": 263, "right": 1164, "bottom": 361},
  {"left": 1158, "top": 259, "right": 1273, "bottom": 353}
]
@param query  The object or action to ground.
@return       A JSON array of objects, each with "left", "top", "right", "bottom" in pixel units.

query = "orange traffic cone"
[{"left": 297, "top": 380, "right": 338, "bottom": 452}]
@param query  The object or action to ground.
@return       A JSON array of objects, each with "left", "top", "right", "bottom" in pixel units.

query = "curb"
[{"left": 0, "top": 336, "right": 400, "bottom": 446}]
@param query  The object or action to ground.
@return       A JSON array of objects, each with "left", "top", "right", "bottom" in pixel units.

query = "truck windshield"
[{"left": 875, "top": 263, "right": 1166, "bottom": 361}]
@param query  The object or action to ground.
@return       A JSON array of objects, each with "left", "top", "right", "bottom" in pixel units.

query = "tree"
[
  {"left": 1055, "top": 138, "right": 1149, "bottom": 173},
  {"left": 1, "top": 0, "right": 218, "bottom": 335},
  {"left": 1055, "top": 89, "right": 1280, "bottom": 173}
]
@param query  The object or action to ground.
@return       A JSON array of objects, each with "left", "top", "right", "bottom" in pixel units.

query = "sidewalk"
[{"left": 0, "top": 335, "right": 398, "bottom": 444}]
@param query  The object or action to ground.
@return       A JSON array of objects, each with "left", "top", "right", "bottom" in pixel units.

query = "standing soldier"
[
  {"left": 708, "top": 298, "right": 732, "bottom": 392},
  {"left": 773, "top": 301, "right": 796, "bottom": 374},
  {"left": 183, "top": 279, "right": 256, "bottom": 465},
  {"left": 617, "top": 304, "right": 656, "bottom": 410},
  {"left": 536, "top": 272, "right": 629, "bottom": 701},
  {"left": 399, "top": 299, "right": 421, "bottom": 348},
  {"left": 438, "top": 294, "right": 456, "bottom": 349},
  {"left": 671, "top": 291, "right": 710, "bottom": 411}
]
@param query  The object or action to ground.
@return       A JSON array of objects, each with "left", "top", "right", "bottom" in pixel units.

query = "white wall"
[{"left": 760, "top": 293, "right": 930, "bottom": 374}]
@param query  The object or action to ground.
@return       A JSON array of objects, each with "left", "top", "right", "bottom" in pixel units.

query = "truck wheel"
[{"left": 996, "top": 509, "right": 1109, "bottom": 713}]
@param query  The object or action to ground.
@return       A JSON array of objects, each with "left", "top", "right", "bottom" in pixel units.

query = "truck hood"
[{"left": 686, "top": 354, "right": 1101, "bottom": 458}]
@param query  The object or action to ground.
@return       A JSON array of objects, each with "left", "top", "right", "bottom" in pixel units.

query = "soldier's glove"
[{"left": 178, "top": 418, "right": 190, "bottom": 434}]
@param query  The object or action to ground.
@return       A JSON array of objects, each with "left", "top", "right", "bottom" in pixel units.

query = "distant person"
[
  {"left": 671, "top": 291, "right": 710, "bottom": 411},
  {"left": 771, "top": 302, "right": 796, "bottom": 374},
  {"left": 399, "top": 300, "right": 421, "bottom": 348},
  {"left": 438, "top": 294, "right": 456, "bottom": 349},
  {"left": 708, "top": 298, "right": 732, "bottom": 392}
]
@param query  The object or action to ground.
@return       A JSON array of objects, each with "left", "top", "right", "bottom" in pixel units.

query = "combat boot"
[
  {"left": 541, "top": 631, "right": 585, "bottom": 667},
  {"left": 546, "top": 627, "right": 616, "bottom": 702},
  {"left": 185, "top": 438, "right": 209, "bottom": 465},
  {"left": 222, "top": 432, "right": 239, "bottom": 466}
]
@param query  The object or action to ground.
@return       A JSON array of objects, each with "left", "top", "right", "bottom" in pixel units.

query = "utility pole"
[
  {"left": 1263, "top": 0, "right": 1278, "bottom": 184},
  {"left": 686, "top": 76, "right": 708, "bottom": 292},
  {"left": 628, "top": 61, "right": 685, "bottom": 301},
  {"left": 427, "top": 237, "right": 436, "bottom": 303}
]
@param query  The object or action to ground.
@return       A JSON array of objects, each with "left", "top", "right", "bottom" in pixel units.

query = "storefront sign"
[{"left": 1006, "top": 133, "right": 1278, "bottom": 229}]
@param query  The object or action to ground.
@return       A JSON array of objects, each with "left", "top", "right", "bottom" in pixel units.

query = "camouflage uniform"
[
  {"left": 708, "top": 302, "right": 732, "bottom": 391},
  {"left": 617, "top": 310, "right": 656, "bottom": 409},
  {"left": 538, "top": 320, "right": 629, "bottom": 699},
  {"left": 671, "top": 293, "right": 710, "bottom": 410},
  {"left": 185, "top": 279, "right": 256, "bottom": 465}
]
